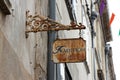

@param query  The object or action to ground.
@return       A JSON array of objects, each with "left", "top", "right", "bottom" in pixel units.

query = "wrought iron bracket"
[{"left": 25, "top": 10, "right": 86, "bottom": 38}]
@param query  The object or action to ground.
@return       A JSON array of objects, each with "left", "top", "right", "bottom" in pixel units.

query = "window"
[
  {"left": 0, "top": 0, "right": 12, "bottom": 15},
  {"left": 65, "top": 64, "right": 72, "bottom": 80},
  {"left": 65, "top": 0, "right": 76, "bottom": 21}
]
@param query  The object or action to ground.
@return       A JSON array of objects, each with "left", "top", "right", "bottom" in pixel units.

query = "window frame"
[{"left": 0, "top": 0, "right": 12, "bottom": 15}]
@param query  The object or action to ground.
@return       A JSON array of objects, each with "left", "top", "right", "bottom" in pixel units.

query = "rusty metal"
[
  {"left": 26, "top": 10, "right": 86, "bottom": 33},
  {"left": 52, "top": 38, "right": 86, "bottom": 63}
]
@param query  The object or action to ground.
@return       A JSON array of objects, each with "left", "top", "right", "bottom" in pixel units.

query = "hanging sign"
[{"left": 52, "top": 38, "right": 86, "bottom": 63}]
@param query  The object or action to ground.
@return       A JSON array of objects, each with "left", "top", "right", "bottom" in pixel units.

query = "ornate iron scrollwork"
[{"left": 25, "top": 10, "right": 86, "bottom": 38}]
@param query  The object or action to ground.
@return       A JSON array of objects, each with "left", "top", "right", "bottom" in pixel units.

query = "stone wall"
[{"left": 0, "top": 0, "right": 48, "bottom": 80}]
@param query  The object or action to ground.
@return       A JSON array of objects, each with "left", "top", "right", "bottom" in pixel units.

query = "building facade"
[
  {"left": 0, "top": 0, "right": 48, "bottom": 80},
  {"left": 56, "top": 0, "right": 115, "bottom": 80},
  {"left": 0, "top": 0, "right": 115, "bottom": 80}
]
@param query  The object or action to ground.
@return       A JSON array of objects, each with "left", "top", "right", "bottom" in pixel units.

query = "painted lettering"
[{"left": 53, "top": 46, "right": 85, "bottom": 54}]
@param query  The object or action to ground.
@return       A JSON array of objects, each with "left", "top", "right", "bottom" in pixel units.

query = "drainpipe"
[
  {"left": 91, "top": 11, "right": 97, "bottom": 80},
  {"left": 47, "top": 0, "right": 56, "bottom": 80},
  {"left": 47, "top": 0, "right": 63, "bottom": 80},
  {"left": 105, "top": 43, "right": 111, "bottom": 80},
  {"left": 85, "top": 0, "right": 97, "bottom": 80}
]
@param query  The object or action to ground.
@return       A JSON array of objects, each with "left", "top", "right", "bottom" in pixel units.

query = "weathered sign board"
[{"left": 52, "top": 38, "right": 86, "bottom": 63}]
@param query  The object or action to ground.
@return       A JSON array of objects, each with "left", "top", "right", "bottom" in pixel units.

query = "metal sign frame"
[{"left": 52, "top": 38, "right": 86, "bottom": 63}]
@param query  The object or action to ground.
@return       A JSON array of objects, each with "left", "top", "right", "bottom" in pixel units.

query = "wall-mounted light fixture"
[{"left": 25, "top": 10, "right": 86, "bottom": 38}]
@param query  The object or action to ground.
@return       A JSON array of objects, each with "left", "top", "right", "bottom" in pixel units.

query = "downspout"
[
  {"left": 47, "top": 0, "right": 56, "bottom": 80},
  {"left": 90, "top": 1, "right": 96, "bottom": 80},
  {"left": 105, "top": 44, "right": 111, "bottom": 80},
  {"left": 105, "top": 48, "right": 108, "bottom": 80},
  {"left": 47, "top": 0, "right": 63, "bottom": 80},
  {"left": 85, "top": 0, "right": 97, "bottom": 80}
]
